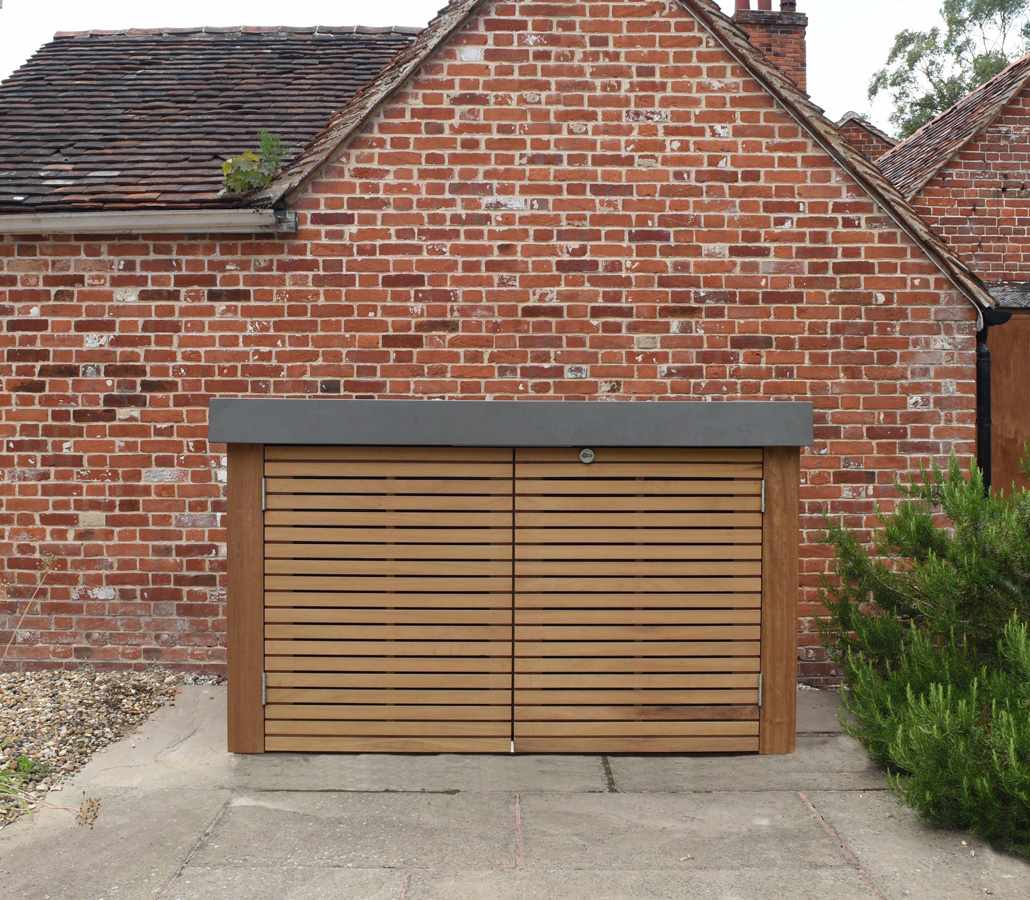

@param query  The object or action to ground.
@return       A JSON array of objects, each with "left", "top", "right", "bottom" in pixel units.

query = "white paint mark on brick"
[{"left": 143, "top": 468, "right": 187, "bottom": 483}]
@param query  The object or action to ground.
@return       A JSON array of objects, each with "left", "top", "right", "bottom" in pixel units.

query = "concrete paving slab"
[
  {"left": 71, "top": 685, "right": 229, "bottom": 790},
  {"left": 807, "top": 790, "right": 1030, "bottom": 900},
  {"left": 231, "top": 752, "right": 607, "bottom": 793},
  {"left": 190, "top": 791, "right": 516, "bottom": 870},
  {"left": 408, "top": 867, "right": 876, "bottom": 900},
  {"left": 0, "top": 786, "right": 229, "bottom": 900},
  {"left": 518, "top": 791, "right": 845, "bottom": 870},
  {"left": 160, "top": 865, "right": 406, "bottom": 900},
  {"left": 608, "top": 735, "right": 884, "bottom": 793},
  {"left": 797, "top": 686, "right": 843, "bottom": 734}
]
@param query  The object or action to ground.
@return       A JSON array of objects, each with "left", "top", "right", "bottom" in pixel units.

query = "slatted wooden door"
[
  {"left": 262, "top": 447, "right": 514, "bottom": 752},
  {"left": 513, "top": 448, "right": 763, "bottom": 753}
]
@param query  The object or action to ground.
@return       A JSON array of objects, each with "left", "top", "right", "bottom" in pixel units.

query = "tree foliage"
[{"left": 870, "top": 0, "right": 1030, "bottom": 137}]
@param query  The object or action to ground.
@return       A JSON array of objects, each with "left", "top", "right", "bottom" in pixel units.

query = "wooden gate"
[
  {"left": 225, "top": 440, "right": 798, "bottom": 755},
  {"left": 261, "top": 447, "right": 514, "bottom": 752},
  {"left": 513, "top": 449, "right": 763, "bottom": 753}
]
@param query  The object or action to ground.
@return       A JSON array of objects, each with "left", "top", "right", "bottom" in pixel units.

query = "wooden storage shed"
[{"left": 210, "top": 400, "right": 812, "bottom": 756}]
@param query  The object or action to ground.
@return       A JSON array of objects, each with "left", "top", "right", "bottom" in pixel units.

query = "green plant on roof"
[{"left": 222, "top": 131, "right": 286, "bottom": 195}]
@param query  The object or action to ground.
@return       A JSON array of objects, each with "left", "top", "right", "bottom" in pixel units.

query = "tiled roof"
[
  {"left": 0, "top": 26, "right": 418, "bottom": 212},
  {"left": 258, "top": 0, "right": 993, "bottom": 314},
  {"left": 879, "top": 54, "right": 1030, "bottom": 199}
]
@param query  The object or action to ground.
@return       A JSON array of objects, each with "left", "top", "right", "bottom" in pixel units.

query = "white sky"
[{"left": 0, "top": 0, "right": 944, "bottom": 134}]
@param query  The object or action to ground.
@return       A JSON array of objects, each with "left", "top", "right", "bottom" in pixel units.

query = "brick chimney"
[{"left": 733, "top": 1, "right": 808, "bottom": 93}]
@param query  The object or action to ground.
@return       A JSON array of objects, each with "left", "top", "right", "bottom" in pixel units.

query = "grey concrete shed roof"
[{"left": 208, "top": 400, "right": 813, "bottom": 447}]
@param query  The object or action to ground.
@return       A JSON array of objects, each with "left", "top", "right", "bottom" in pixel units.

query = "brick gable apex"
[{"left": 256, "top": 0, "right": 992, "bottom": 319}]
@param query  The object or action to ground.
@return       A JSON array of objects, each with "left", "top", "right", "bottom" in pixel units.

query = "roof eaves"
[{"left": 257, "top": 0, "right": 486, "bottom": 206}]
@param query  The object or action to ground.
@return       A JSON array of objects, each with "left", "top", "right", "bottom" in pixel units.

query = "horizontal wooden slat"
[
  {"left": 515, "top": 673, "right": 758, "bottom": 689},
  {"left": 515, "top": 721, "right": 759, "bottom": 736},
  {"left": 266, "top": 511, "right": 513, "bottom": 527},
  {"left": 515, "top": 448, "right": 763, "bottom": 463},
  {"left": 266, "top": 689, "right": 511, "bottom": 704},
  {"left": 514, "top": 625, "right": 760, "bottom": 641},
  {"left": 266, "top": 608, "right": 511, "bottom": 625},
  {"left": 515, "top": 577, "right": 762, "bottom": 593},
  {"left": 514, "top": 641, "right": 760, "bottom": 657},
  {"left": 266, "top": 576, "right": 512, "bottom": 591},
  {"left": 266, "top": 721, "right": 511, "bottom": 737},
  {"left": 266, "top": 559, "right": 511, "bottom": 576},
  {"left": 513, "top": 737, "right": 759, "bottom": 752},
  {"left": 517, "top": 496, "right": 760, "bottom": 512},
  {"left": 265, "top": 527, "right": 513, "bottom": 544},
  {"left": 515, "top": 561, "right": 761, "bottom": 577},
  {"left": 516, "top": 512, "right": 762, "bottom": 527},
  {"left": 265, "top": 592, "right": 513, "bottom": 608},
  {"left": 267, "top": 673, "right": 511, "bottom": 689},
  {"left": 516, "top": 477, "right": 761, "bottom": 493},
  {"left": 268, "top": 494, "right": 513, "bottom": 511},
  {"left": 516, "top": 610, "right": 760, "bottom": 625},
  {"left": 266, "top": 737, "right": 510, "bottom": 752},
  {"left": 266, "top": 640, "right": 513, "bottom": 656},
  {"left": 266, "top": 543, "right": 511, "bottom": 560},
  {"left": 265, "top": 655, "right": 513, "bottom": 673},
  {"left": 266, "top": 462, "right": 512, "bottom": 478},
  {"left": 267, "top": 446, "right": 509, "bottom": 462},
  {"left": 516, "top": 528, "right": 762, "bottom": 544},
  {"left": 265, "top": 624, "right": 511, "bottom": 640},
  {"left": 513, "top": 705, "right": 759, "bottom": 721},
  {"left": 266, "top": 704, "right": 510, "bottom": 720},
  {"left": 267, "top": 478, "right": 512, "bottom": 495},
  {"left": 516, "top": 545, "right": 762, "bottom": 560},
  {"left": 514, "top": 593, "right": 762, "bottom": 609},
  {"left": 516, "top": 689, "right": 757, "bottom": 705},
  {"left": 516, "top": 656, "right": 761, "bottom": 673},
  {"left": 516, "top": 463, "right": 762, "bottom": 479}
]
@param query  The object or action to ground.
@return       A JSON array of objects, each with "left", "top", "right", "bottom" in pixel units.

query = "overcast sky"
[{"left": 0, "top": 0, "right": 944, "bottom": 134}]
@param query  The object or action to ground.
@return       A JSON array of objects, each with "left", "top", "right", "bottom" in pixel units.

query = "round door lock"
[{"left": 579, "top": 448, "right": 596, "bottom": 465}]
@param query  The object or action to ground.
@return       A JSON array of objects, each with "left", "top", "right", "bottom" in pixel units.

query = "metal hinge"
[
  {"left": 261, "top": 477, "right": 267, "bottom": 511},
  {"left": 760, "top": 479, "right": 766, "bottom": 514},
  {"left": 757, "top": 673, "right": 763, "bottom": 708},
  {"left": 261, "top": 672, "right": 267, "bottom": 706}
]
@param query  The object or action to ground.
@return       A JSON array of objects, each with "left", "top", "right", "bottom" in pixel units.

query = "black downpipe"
[{"left": 977, "top": 307, "right": 1013, "bottom": 492}]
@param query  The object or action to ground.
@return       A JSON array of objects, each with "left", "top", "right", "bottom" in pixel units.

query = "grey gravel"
[{"left": 0, "top": 668, "right": 220, "bottom": 826}]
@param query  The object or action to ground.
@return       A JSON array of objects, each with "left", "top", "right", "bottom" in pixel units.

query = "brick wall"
[
  {"left": 839, "top": 119, "right": 894, "bottom": 162},
  {"left": 912, "top": 81, "right": 1030, "bottom": 281},
  {"left": 0, "top": 0, "right": 978, "bottom": 681}
]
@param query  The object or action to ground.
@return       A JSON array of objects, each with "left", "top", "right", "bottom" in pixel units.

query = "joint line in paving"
[
  {"left": 798, "top": 791, "right": 889, "bottom": 900},
  {"left": 601, "top": 755, "right": 619, "bottom": 792}
]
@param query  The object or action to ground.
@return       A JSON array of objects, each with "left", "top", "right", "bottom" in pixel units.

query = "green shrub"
[
  {"left": 222, "top": 131, "right": 285, "bottom": 195},
  {"left": 821, "top": 458, "right": 1030, "bottom": 857}
]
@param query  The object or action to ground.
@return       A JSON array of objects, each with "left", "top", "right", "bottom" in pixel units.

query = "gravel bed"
[{"left": 0, "top": 668, "right": 220, "bottom": 827}]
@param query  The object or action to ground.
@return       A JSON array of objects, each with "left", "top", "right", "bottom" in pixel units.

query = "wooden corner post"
[
  {"left": 227, "top": 443, "right": 265, "bottom": 753},
  {"left": 760, "top": 446, "right": 801, "bottom": 755}
]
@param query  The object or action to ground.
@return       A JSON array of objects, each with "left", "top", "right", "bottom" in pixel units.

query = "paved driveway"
[{"left": 1, "top": 686, "right": 1027, "bottom": 899}]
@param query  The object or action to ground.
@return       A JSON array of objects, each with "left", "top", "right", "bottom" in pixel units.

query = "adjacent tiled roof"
[
  {"left": 989, "top": 282, "right": 1030, "bottom": 309},
  {"left": 259, "top": 0, "right": 993, "bottom": 314},
  {"left": 837, "top": 112, "right": 897, "bottom": 148},
  {"left": 0, "top": 26, "right": 418, "bottom": 212},
  {"left": 879, "top": 54, "right": 1030, "bottom": 199}
]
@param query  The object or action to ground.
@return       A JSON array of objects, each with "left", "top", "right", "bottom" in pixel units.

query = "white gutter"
[{"left": 0, "top": 208, "right": 297, "bottom": 235}]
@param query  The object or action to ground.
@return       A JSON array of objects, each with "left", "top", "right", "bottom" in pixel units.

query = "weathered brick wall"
[
  {"left": 0, "top": 0, "right": 977, "bottom": 681},
  {"left": 912, "top": 82, "right": 1030, "bottom": 282},
  {"left": 839, "top": 119, "right": 894, "bottom": 162}
]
